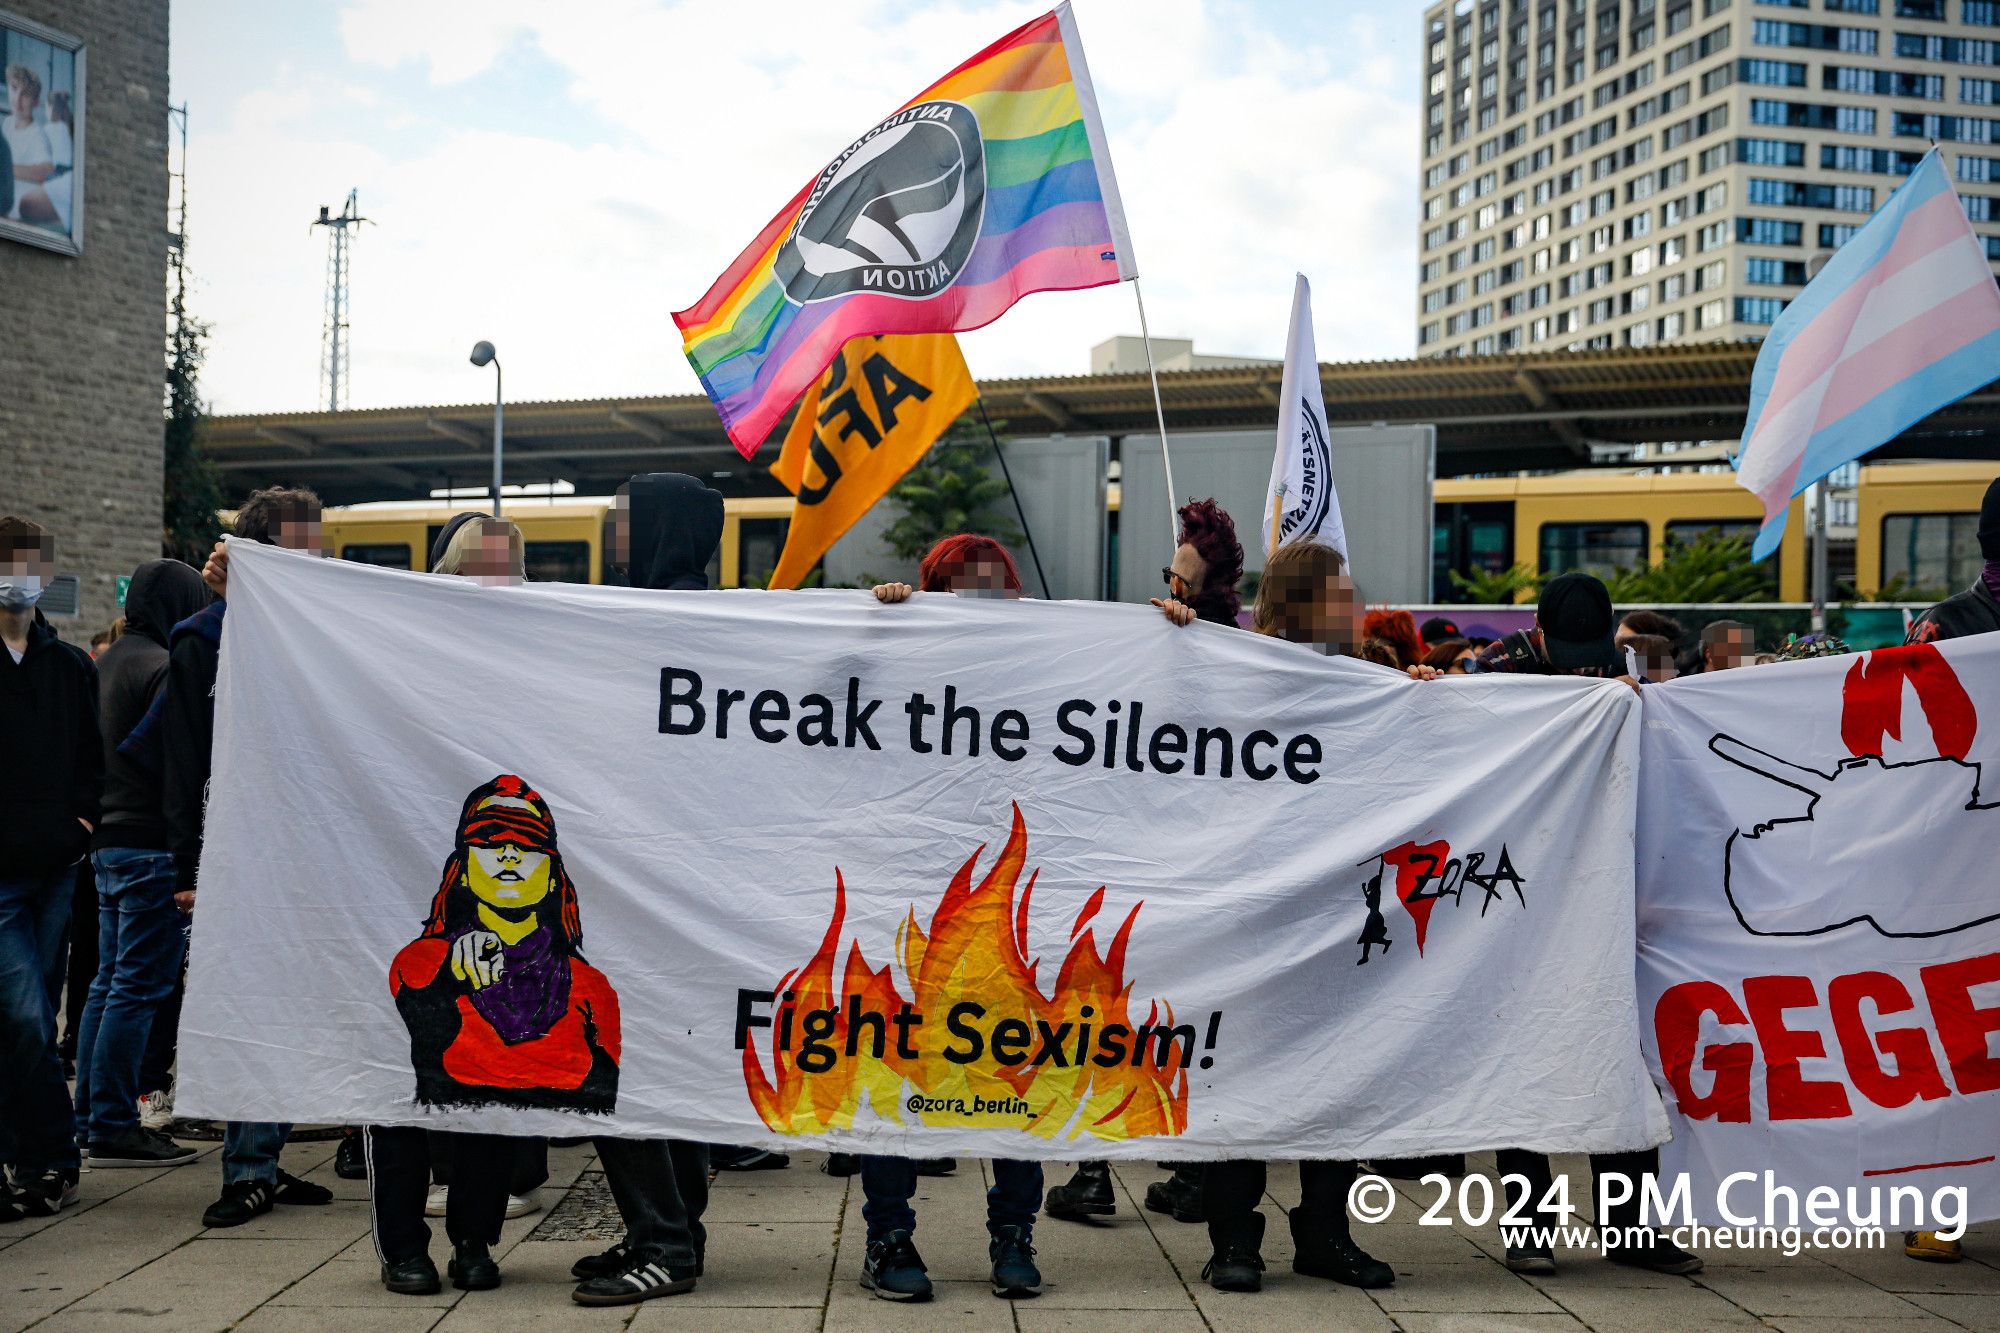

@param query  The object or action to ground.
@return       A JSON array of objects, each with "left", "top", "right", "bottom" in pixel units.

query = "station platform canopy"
[{"left": 201, "top": 341, "right": 2000, "bottom": 506}]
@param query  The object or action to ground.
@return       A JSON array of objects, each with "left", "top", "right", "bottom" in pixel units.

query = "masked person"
[
  {"left": 1199, "top": 540, "right": 1398, "bottom": 1294},
  {"left": 1469, "top": 572, "right": 1700, "bottom": 1277},
  {"left": 857, "top": 534, "right": 1042, "bottom": 1301},
  {"left": 564, "top": 475, "right": 720, "bottom": 1307},
  {"left": 1054, "top": 500, "right": 1245, "bottom": 1230},
  {"left": 146, "top": 488, "right": 338, "bottom": 1229},
  {"left": 0, "top": 517, "right": 98, "bottom": 1222},
  {"left": 1906, "top": 475, "right": 2000, "bottom": 645},
  {"left": 73, "top": 560, "right": 211, "bottom": 1171}
]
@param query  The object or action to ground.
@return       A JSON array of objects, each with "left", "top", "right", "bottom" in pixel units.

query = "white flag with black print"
[{"left": 1262, "top": 272, "right": 1347, "bottom": 560}]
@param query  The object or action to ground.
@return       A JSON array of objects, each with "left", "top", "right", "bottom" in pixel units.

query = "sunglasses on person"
[{"left": 1162, "top": 567, "right": 1193, "bottom": 599}]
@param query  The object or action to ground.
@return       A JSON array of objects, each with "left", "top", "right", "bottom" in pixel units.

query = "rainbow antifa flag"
[{"left": 674, "top": 3, "right": 1136, "bottom": 458}]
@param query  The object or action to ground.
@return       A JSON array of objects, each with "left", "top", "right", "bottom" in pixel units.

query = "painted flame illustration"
[{"left": 743, "top": 804, "right": 1189, "bottom": 1140}]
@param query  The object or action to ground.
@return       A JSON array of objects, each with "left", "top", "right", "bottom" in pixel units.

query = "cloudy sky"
[{"left": 172, "top": 0, "right": 1429, "bottom": 416}]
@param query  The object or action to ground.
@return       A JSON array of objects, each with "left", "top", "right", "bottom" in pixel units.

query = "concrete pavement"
[{"left": 3, "top": 1142, "right": 1995, "bottom": 1331}]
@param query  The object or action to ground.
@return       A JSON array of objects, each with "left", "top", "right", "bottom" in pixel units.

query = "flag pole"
[
  {"left": 1131, "top": 277, "right": 1181, "bottom": 551},
  {"left": 1811, "top": 481, "right": 1829, "bottom": 635},
  {"left": 975, "top": 397, "right": 1052, "bottom": 600}
]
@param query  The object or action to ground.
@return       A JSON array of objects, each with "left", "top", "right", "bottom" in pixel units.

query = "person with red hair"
[
  {"left": 874, "top": 533, "right": 1023, "bottom": 601},
  {"left": 1152, "top": 498, "right": 1244, "bottom": 626},
  {"left": 1359, "top": 608, "right": 1426, "bottom": 669}
]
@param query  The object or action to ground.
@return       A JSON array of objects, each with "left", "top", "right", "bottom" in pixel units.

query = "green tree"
[
  {"left": 1601, "top": 529, "right": 1773, "bottom": 603},
  {"left": 163, "top": 310, "right": 225, "bottom": 565},
  {"left": 878, "top": 419, "right": 1021, "bottom": 563},
  {"left": 1448, "top": 562, "right": 1544, "bottom": 603},
  {"left": 1836, "top": 572, "right": 1950, "bottom": 604}
]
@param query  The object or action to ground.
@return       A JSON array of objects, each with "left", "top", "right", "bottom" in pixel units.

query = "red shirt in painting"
[{"left": 390, "top": 938, "right": 620, "bottom": 1096}]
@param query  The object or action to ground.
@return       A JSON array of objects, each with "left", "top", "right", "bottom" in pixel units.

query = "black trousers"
[
  {"left": 1204, "top": 1159, "right": 1358, "bottom": 1247},
  {"left": 59, "top": 860, "right": 97, "bottom": 1056},
  {"left": 431, "top": 1134, "right": 548, "bottom": 1195},
  {"left": 367, "top": 1125, "right": 511, "bottom": 1262},
  {"left": 1496, "top": 1146, "right": 1659, "bottom": 1230},
  {"left": 595, "top": 1137, "right": 708, "bottom": 1269}
]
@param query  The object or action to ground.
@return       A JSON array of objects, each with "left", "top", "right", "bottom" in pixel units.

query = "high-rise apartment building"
[{"left": 1416, "top": 0, "right": 2000, "bottom": 359}]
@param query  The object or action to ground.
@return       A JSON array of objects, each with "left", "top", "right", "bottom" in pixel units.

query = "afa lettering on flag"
[
  {"left": 1262, "top": 273, "right": 1346, "bottom": 560},
  {"left": 176, "top": 540, "right": 1667, "bottom": 1160},
  {"left": 1637, "top": 637, "right": 2000, "bottom": 1228},
  {"left": 673, "top": 3, "right": 1135, "bottom": 458},
  {"left": 1735, "top": 148, "right": 2000, "bottom": 559},
  {"left": 768, "top": 334, "right": 978, "bottom": 590}
]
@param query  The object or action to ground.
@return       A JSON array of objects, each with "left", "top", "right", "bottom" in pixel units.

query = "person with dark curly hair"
[{"left": 1152, "top": 498, "right": 1245, "bottom": 627}]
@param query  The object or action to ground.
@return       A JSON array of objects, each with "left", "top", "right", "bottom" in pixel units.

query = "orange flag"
[{"left": 767, "top": 334, "right": 978, "bottom": 589}]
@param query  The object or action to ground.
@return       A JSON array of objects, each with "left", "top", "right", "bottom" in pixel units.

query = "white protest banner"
[
  {"left": 1262, "top": 272, "right": 1346, "bottom": 559},
  {"left": 1637, "top": 637, "right": 2000, "bottom": 1228},
  {"left": 177, "top": 539, "right": 1666, "bottom": 1160}
]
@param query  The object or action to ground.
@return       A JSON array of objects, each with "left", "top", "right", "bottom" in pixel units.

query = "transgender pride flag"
[
  {"left": 1736, "top": 148, "right": 2000, "bottom": 559},
  {"left": 674, "top": 4, "right": 1135, "bottom": 458}
]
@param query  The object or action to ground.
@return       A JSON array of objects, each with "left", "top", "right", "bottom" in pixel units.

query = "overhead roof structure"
[{"left": 200, "top": 340, "right": 2000, "bottom": 506}]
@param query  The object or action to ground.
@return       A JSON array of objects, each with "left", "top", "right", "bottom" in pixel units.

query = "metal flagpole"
[
  {"left": 976, "top": 397, "right": 1052, "bottom": 600},
  {"left": 1811, "top": 481, "right": 1829, "bottom": 635},
  {"left": 1131, "top": 278, "right": 1181, "bottom": 551}
]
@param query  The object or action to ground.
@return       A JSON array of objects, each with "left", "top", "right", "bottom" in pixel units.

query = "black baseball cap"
[
  {"left": 1420, "top": 616, "right": 1460, "bottom": 642},
  {"left": 1537, "top": 572, "right": 1621, "bottom": 672}
]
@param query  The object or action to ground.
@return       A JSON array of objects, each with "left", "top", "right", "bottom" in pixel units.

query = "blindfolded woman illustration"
[{"left": 391, "top": 775, "right": 619, "bottom": 1113}]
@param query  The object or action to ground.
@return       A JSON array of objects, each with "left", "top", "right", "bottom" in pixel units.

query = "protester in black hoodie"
[
  {"left": 73, "top": 560, "right": 210, "bottom": 1170},
  {"left": 145, "top": 488, "right": 337, "bottom": 1230},
  {"left": 0, "top": 516, "right": 99, "bottom": 1222},
  {"left": 567, "top": 474, "right": 720, "bottom": 1308}
]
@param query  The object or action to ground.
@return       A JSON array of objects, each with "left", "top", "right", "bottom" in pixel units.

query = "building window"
[
  {"left": 1892, "top": 0, "right": 1943, "bottom": 16},
  {"left": 1738, "top": 58, "right": 1807, "bottom": 85},
  {"left": 1736, "top": 215, "right": 1803, "bottom": 244},
  {"left": 1660, "top": 272, "right": 1685, "bottom": 300},
  {"left": 1882, "top": 512, "right": 1983, "bottom": 590},
  {"left": 1695, "top": 297, "right": 1727, "bottom": 328},
  {"left": 1659, "top": 310, "right": 1686, "bottom": 339},
  {"left": 1966, "top": 0, "right": 2000, "bottom": 23},
  {"left": 1959, "top": 156, "right": 2000, "bottom": 182},
  {"left": 1823, "top": 0, "right": 1877, "bottom": 10},
  {"left": 1744, "top": 256, "right": 1808, "bottom": 284},
  {"left": 1539, "top": 522, "right": 1648, "bottom": 577},
  {"left": 1736, "top": 136, "right": 1804, "bottom": 165},
  {"left": 1819, "top": 222, "right": 1862, "bottom": 248},
  {"left": 1734, "top": 296, "right": 1787, "bottom": 324}
]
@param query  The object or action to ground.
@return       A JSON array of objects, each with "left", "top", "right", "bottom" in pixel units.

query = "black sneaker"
[
  {"left": 1202, "top": 1245, "right": 1265, "bottom": 1292},
  {"left": 571, "top": 1241, "right": 631, "bottom": 1279},
  {"left": 0, "top": 1181, "right": 27, "bottom": 1224},
  {"left": 1504, "top": 1239, "right": 1556, "bottom": 1274},
  {"left": 860, "top": 1229, "right": 933, "bottom": 1301},
  {"left": 380, "top": 1254, "right": 441, "bottom": 1295},
  {"left": 1605, "top": 1229, "right": 1703, "bottom": 1275},
  {"left": 86, "top": 1127, "right": 199, "bottom": 1168},
  {"left": 450, "top": 1239, "right": 501, "bottom": 1291},
  {"left": 202, "top": 1177, "right": 276, "bottom": 1228},
  {"left": 572, "top": 1251, "right": 696, "bottom": 1305},
  {"left": 710, "top": 1145, "right": 789, "bottom": 1172},
  {"left": 334, "top": 1133, "right": 368, "bottom": 1180},
  {"left": 1144, "top": 1169, "right": 1206, "bottom": 1223},
  {"left": 914, "top": 1157, "right": 956, "bottom": 1177},
  {"left": 822, "top": 1152, "right": 860, "bottom": 1177},
  {"left": 989, "top": 1224, "right": 1042, "bottom": 1297},
  {"left": 15, "top": 1167, "right": 79, "bottom": 1217},
  {"left": 274, "top": 1170, "right": 333, "bottom": 1206},
  {"left": 1045, "top": 1162, "right": 1116, "bottom": 1220}
]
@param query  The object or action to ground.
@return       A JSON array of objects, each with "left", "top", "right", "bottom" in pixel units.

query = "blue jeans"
[
  {"left": 223, "top": 1121, "right": 292, "bottom": 1185},
  {"left": 0, "top": 868, "right": 79, "bottom": 1175},
  {"left": 75, "top": 849, "right": 187, "bottom": 1142},
  {"left": 860, "top": 1157, "right": 1043, "bottom": 1242}
]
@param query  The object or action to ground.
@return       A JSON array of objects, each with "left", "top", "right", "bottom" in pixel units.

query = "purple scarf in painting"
[{"left": 458, "top": 924, "right": 572, "bottom": 1045}]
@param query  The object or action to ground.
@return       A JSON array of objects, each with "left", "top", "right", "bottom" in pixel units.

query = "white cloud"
[{"left": 182, "top": 0, "right": 1419, "bottom": 417}]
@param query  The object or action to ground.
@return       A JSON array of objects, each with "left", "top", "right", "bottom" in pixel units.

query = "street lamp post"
[{"left": 470, "top": 341, "right": 503, "bottom": 515}]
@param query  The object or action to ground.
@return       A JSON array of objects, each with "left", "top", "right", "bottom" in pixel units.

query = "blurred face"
[
  {"left": 10, "top": 85, "right": 33, "bottom": 122},
  {"left": 0, "top": 536, "right": 54, "bottom": 609},
  {"left": 945, "top": 556, "right": 1017, "bottom": 598},
  {"left": 609, "top": 492, "right": 630, "bottom": 571},
  {"left": 273, "top": 507, "right": 324, "bottom": 556},
  {"left": 463, "top": 521, "right": 519, "bottom": 585},
  {"left": 1269, "top": 571, "right": 1359, "bottom": 653},
  {"left": 465, "top": 841, "right": 552, "bottom": 914},
  {"left": 1705, "top": 628, "right": 1755, "bottom": 671},
  {"left": 1642, "top": 652, "right": 1678, "bottom": 681},
  {"left": 1167, "top": 543, "right": 1206, "bottom": 604}
]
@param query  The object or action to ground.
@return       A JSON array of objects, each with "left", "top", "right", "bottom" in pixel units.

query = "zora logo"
[{"left": 776, "top": 101, "right": 986, "bottom": 305}]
